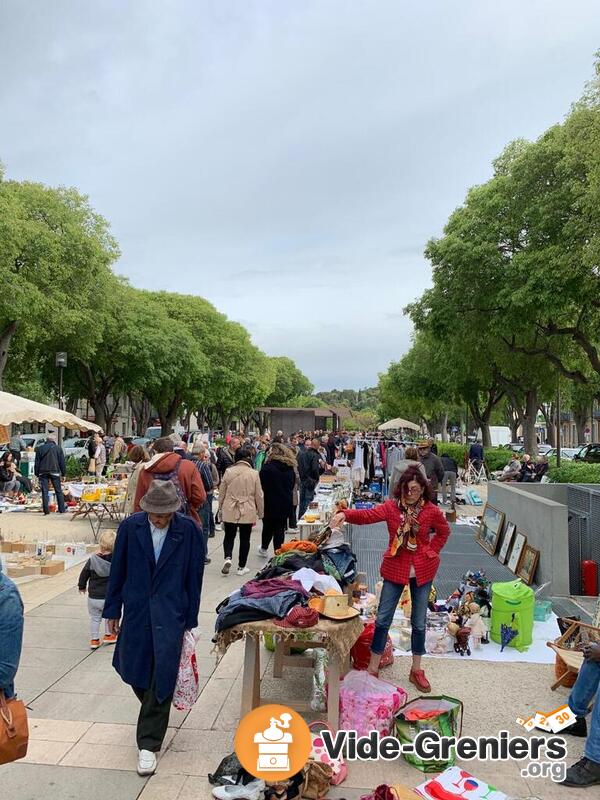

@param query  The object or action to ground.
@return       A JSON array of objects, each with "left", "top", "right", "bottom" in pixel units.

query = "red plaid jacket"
[{"left": 344, "top": 500, "right": 450, "bottom": 586}]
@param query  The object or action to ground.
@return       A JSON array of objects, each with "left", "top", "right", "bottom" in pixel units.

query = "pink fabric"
[
  {"left": 241, "top": 578, "right": 308, "bottom": 599},
  {"left": 339, "top": 669, "right": 407, "bottom": 738},
  {"left": 172, "top": 631, "right": 199, "bottom": 711}
]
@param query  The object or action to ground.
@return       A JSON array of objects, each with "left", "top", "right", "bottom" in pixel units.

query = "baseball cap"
[{"left": 273, "top": 606, "right": 319, "bottom": 629}]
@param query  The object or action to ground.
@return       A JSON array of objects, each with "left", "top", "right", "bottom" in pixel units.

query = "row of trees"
[
  {"left": 0, "top": 165, "right": 312, "bottom": 434},
  {"left": 379, "top": 55, "right": 600, "bottom": 451}
]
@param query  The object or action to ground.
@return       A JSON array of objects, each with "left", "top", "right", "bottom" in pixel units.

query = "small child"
[{"left": 78, "top": 530, "right": 117, "bottom": 650}]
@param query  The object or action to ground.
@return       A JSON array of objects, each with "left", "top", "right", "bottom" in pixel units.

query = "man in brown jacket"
[{"left": 134, "top": 438, "right": 206, "bottom": 526}]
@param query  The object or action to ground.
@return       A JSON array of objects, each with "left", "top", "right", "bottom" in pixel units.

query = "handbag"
[
  {"left": 88, "top": 457, "right": 96, "bottom": 473},
  {"left": 0, "top": 690, "right": 29, "bottom": 765},
  {"left": 309, "top": 721, "right": 347, "bottom": 785},
  {"left": 301, "top": 760, "right": 333, "bottom": 799}
]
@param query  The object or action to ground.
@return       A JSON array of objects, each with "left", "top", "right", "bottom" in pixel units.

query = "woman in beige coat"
[
  {"left": 218, "top": 446, "right": 264, "bottom": 576},
  {"left": 123, "top": 445, "right": 149, "bottom": 515}
]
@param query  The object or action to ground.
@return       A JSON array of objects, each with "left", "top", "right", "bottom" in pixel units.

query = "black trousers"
[
  {"left": 261, "top": 516, "right": 287, "bottom": 552},
  {"left": 132, "top": 673, "right": 172, "bottom": 753},
  {"left": 39, "top": 473, "right": 66, "bottom": 514},
  {"left": 288, "top": 506, "right": 297, "bottom": 529},
  {"left": 223, "top": 522, "right": 252, "bottom": 568}
]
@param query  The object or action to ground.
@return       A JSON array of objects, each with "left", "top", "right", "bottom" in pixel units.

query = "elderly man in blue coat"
[{"left": 103, "top": 479, "right": 205, "bottom": 776}]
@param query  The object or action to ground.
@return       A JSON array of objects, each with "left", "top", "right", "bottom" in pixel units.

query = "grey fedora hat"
[{"left": 139, "top": 480, "right": 181, "bottom": 514}]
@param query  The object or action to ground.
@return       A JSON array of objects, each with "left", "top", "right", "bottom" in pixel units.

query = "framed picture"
[
  {"left": 507, "top": 531, "right": 527, "bottom": 573},
  {"left": 498, "top": 521, "right": 516, "bottom": 564},
  {"left": 517, "top": 544, "right": 540, "bottom": 585},
  {"left": 476, "top": 504, "right": 505, "bottom": 555}
]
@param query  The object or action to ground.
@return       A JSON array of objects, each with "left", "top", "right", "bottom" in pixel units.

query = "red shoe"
[
  {"left": 409, "top": 668, "right": 431, "bottom": 693},
  {"left": 90, "top": 639, "right": 101, "bottom": 650},
  {"left": 103, "top": 634, "right": 118, "bottom": 645}
]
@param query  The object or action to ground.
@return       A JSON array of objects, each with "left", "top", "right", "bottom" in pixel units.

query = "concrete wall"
[{"left": 487, "top": 483, "right": 570, "bottom": 595}]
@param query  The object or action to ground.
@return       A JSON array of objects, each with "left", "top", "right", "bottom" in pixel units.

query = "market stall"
[{"left": 213, "top": 521, "right": 363, "bottom": 730}]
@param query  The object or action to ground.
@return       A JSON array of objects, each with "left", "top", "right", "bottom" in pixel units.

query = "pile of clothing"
[{"left": 214, "top": 536, "right": 358, "bottom": 633}]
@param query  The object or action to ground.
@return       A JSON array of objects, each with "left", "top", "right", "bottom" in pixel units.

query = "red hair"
[{"left": 393, "top": 464, "right": 433, "bottom": 502}]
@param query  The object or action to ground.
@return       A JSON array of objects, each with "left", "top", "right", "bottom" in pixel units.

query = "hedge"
[
  {"left": 548, "top": 462, "right": 600, "bottom": 484},
  {"left": 434, "top": 443, "right": 513, "bottom": 472}
]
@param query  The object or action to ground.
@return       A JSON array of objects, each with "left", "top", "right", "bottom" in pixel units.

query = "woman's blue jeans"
[
  {"left": 568, "top": 658, "right": 600, "bottom": 763},
  {"left": 371, "top": 578, "right": 432, "bottom": 656}
]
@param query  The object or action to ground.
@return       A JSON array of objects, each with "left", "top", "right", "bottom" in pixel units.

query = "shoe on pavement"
[
  {"left": 137, "top": 749, "right": 157, "bottom": 776},
  {"left": 102, "top": 634, "right": 117, "bottom": 645},
  {"left": 212, "top": 779, "right": 265, "bottom": 799},
  {"left": 257, "top": 546, "right": 269, "bottom": 558},
  {"left": 561, "top": 756, "right": 600, "bottom": 787},
  {"left": 205, "top": 557, "right": 212, "bottom": 565},
  {"left": 208, "top": 532, "right": 216, "bottom": 538},
  {"left": 222, "top": 558, "right": 232, "bottom": 575},
  {"left": 563, "top": 715, "right": 587, "bottom": 737},
  {"left": 409, "top": 668, "right": 431, "bottom": 693},
  {"left": 90, "top": 639, "right": 101, "bottom": 650},
  {"left": 236, "top": 566, "right": 250, "bottom": 576}
]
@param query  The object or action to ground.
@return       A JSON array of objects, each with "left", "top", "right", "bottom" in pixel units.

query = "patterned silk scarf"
[{"left": 390, "top": 498, "right": 425, "bottom": 556}]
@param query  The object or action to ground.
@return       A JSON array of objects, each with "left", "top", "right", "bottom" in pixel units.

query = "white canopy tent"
[
  {"left": 378, "top": 416, "right": 420, "bottom": 432},
  {"left": 0, "top": 390, "right": 101, "bottom": 433}
]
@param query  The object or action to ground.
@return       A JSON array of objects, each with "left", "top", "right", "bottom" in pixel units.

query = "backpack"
[{"left": 153, "top": 460, "right": 189, "bottom": 516}]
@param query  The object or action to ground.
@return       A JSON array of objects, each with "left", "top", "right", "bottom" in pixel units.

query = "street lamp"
[{"left": 55, "top": 352, "right": 67, "bottom": 446}]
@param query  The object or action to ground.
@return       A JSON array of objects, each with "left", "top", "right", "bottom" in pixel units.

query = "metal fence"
[{"left": 567, "top": 486, "right": 600, "bottom": 594}]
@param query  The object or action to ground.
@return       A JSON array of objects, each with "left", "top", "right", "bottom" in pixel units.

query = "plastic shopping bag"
[
  {"left": 172, "top": 630, "right": 199, "bottom": 711},
  {"left": 309, "top": 721, "right": 347, "bottom": 785},
  {"left": 339, "top": 669, "right": 407, "bottom": 737},
  {"left": 350, "top": 622, "right": 394, "bottom": 670}
]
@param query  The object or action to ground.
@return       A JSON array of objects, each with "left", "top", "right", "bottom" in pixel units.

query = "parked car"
[
  {"left": 504, "top": 443, "right": 524, "bottom": 453},
  {"left": 62, "top": 438, "right": 90, "bottom": 462},
  {"left": 537, "top": 444, "right": 554, "bottom": 455},
  {"left": 573, "top": 443, "right": 600, "bottom": 463},
  {"left": 545, "top": 447, "right": 581, "bottom": 460}
]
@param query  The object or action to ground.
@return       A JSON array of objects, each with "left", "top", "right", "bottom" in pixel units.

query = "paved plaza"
[{"left": 1, "top": 511, "right": 592, "bottom": 799}]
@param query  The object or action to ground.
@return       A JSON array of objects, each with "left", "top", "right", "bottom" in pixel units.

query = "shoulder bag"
[{"left": 0, "top": 690, "right": 29, "bottom": 765}]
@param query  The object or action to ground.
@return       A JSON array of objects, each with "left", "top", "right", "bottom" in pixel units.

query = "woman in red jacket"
[{"left": 332, "top": 464, "right": 450, "bottom": 692}]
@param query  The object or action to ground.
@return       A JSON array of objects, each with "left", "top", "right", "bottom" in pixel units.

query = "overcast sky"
[{"left": 1, "top": 2, "right": 599, "bottom": 391}]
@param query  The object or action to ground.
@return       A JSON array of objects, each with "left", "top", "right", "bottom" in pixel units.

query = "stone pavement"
[{"left": 2, "top": 514, "right": 592, "bottom": 800}]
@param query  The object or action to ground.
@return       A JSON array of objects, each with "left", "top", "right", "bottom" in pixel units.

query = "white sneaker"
[
  {"left": 222, "top": 558, "right": 232, "bottom": 575},
  {"left": 236, "top": 566, "right": 250, "bottom": 576},
  {"left": 137, "top": 748, "right": 157, "bottom": 776},
  {"left": 212, "top": 779, "right": 265, "bottom": 799},
  {"left": 257, "top": 546, "right": 269, "bottom": 558}
]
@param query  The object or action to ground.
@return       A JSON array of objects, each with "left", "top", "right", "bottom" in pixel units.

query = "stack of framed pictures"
[{"left": 477, "top": 503, "right": 540, "bottom": 585}]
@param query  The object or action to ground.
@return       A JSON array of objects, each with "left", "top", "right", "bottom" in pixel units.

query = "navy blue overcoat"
[{"left": 103, "top": 511, "right": 205, "bottom": 702}]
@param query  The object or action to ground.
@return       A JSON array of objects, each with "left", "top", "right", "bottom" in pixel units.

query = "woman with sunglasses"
[{"left": 331, "top": 464, "right": 450, "bottom": 692}]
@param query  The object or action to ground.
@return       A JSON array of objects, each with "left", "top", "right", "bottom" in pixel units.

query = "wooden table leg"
[
  {"left": 241, "top": 635, "right": 261, "bottom": 717},
  {"left": 273, "top": 637, "right": 286, "bottom": 678},
  {"left": 327, "top": 653, "right": 341, "bottom": 731}
]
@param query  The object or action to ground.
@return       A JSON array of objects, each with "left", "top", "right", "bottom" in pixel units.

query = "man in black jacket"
[
  {"left": 34, "top": 434, "right": 66, "bottom": 514},
  {"left": 297, "top": 438, "right": 321, "bottom": 518}
]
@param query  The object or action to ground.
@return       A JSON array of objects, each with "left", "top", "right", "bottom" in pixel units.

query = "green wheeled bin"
[{"left": 490, "top": 580, "right": 534, "bottom": 652}]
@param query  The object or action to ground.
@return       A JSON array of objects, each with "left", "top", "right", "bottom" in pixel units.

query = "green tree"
[
  {"left": 264, "top": 357, "right": 313, "bottom": 406},
  {"left": 0, "top": 175, "right": 118, "bottom": 389}
]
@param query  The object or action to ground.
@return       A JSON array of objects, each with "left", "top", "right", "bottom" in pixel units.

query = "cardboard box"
[
  {"left": 11, "top": 542, "right": 26, "bottom": 553},
  {"left": 0, "top": 541, "right": 13, "bottom": 553},
  {"left": 7, "top": 565, "right": 41, "bottom": 577},
  {"left": 41, "top": 561, "right": 65, "bottom": 576}
]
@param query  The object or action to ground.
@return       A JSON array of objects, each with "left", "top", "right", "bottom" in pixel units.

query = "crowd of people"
[{"left": 2, "top": 425, "right": 599, "bottom": 788}]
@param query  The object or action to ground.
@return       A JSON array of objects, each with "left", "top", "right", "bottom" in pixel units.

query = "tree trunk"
[
  {"left": 440, "top": 411, "right": 449, "bottom": 442},
  {"left": 89, "top": 400, "right": 107, "bottom": 433},
  {"left": 540, "top": 403, "right": 556, "bottom": 446},
  {"left": 523, "top": 389, "right": 538, "bottom": 456},
  {"left": 574, "top": 409, "right": 588, "bottom": 445},
  {"left": 128, "top": 394, "right": 151, "bottom": 435},
  {"left": 0, "top": 320, "right": 19, "bottom": 390}
]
